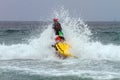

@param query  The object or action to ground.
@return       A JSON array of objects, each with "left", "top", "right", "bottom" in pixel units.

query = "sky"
[{"left": 0, "top": 0, "right": 120, "bottom": 21}]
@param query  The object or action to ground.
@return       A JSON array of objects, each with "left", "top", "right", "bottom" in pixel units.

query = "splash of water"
[{"left": 0, "top": 8, "right": 120, "bottom": 61}]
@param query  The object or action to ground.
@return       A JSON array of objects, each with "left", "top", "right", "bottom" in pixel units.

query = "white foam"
[{"left": 0, "top": 8, "right": 120, "bottom": 61}]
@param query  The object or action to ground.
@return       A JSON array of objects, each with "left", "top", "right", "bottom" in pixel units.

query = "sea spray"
[{"left": 0, "top": 8, "right": 120, "bottom": 61}]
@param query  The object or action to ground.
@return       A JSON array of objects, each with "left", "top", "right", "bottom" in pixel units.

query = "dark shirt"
[{"left": 53, "top": 22, "right": 62, "bottom": 31}]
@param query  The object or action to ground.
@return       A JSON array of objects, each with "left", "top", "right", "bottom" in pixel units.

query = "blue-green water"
[
  {"left": 0, "top": 21, "right": 120, "bottom": 80},
  {"left": 87, "top": 22, "right": 120, "bottom": 45}
]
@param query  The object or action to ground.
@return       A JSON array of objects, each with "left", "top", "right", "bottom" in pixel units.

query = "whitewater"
[{"left": 0, "top": 8, "right": 120, "bottom": 80}]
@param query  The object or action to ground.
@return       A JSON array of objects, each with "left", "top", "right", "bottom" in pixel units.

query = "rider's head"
[
  {"left": 54, "top": 35, "right": 60, "bottom": 42},
  {"left": 53, "top": 18, "right": 58, "bottom": 22}
]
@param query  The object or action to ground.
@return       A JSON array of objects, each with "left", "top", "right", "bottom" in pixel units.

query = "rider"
[
  {"left": 52, "top": 18, "right": 63, "bottom": 37},
  {"left": 53, "top": 36, "right": 71, "bottom": 59},
  {"left": 52, "top": 35, "right": 65, "bottom": 48},
  {"left": 52, "top": 35, "right": 62, "bottom": 58}
]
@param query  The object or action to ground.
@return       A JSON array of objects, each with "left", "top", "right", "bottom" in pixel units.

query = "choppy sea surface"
[{"left": 0, "top": 21, "right": 120, "bottom": 80}]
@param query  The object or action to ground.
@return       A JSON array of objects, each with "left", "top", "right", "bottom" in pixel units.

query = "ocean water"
[{"left": 0, "top": 10, "right": 120, "bottom": 80}]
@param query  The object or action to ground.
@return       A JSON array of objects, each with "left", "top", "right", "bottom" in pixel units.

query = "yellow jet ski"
[{"left": 55, "top": 41, "right": 77, "bottom": 59}]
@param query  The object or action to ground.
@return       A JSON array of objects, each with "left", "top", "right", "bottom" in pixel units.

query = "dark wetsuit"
[{"left": 53, "top": 22, "right": 62, "bottom": 35}]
